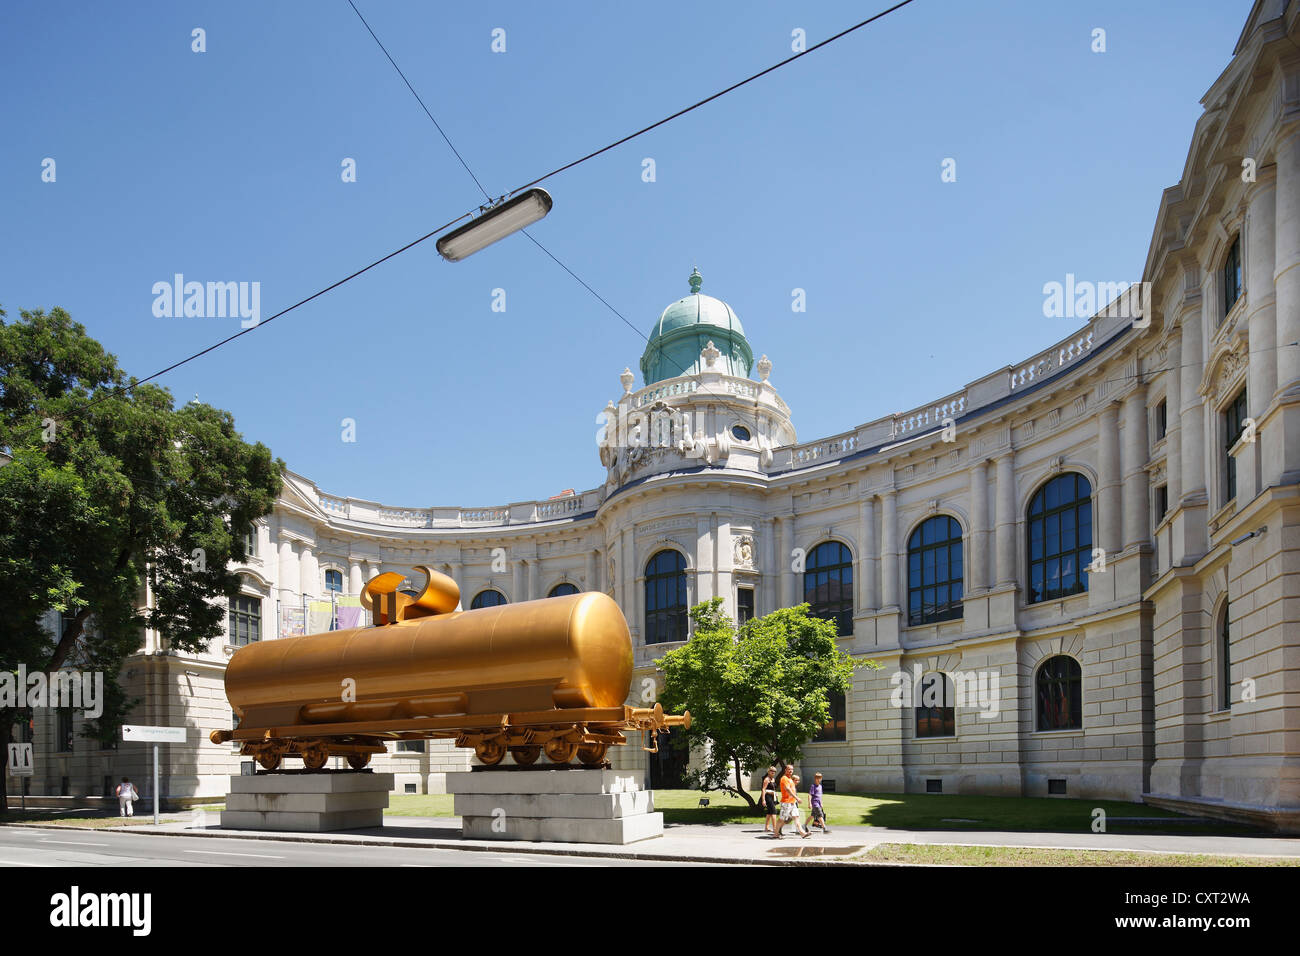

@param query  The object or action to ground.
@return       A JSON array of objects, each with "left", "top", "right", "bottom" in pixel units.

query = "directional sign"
[
  {"left": 6, "top": 743, "right": 34, "bottom": 776},
  {"left": 121, "top": 724, "right": 186, "bottom": 744}
]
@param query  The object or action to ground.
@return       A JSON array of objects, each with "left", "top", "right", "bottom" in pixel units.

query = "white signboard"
[
  {"left": 6, "top": 743, "right": 34, "bottom": 776},
  {"left": 121, "top": 724, "right": 186, "bottom": 744}
]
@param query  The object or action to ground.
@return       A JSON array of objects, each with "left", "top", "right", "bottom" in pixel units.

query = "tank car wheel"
[
  {"left": 510, "top": 746, "right": 541, "bottom": 766},
  {"left": 258, "top": 752, "right": 282, "bottom": 771},
  {"left": 576, "top": 743, "right": 608, "bottom": 766},
  {"left": 301, "top": 746, "right": 329, "bottom": 771},
  {"left": 544, "top": 740, "right": 577, "bottom": 764},
  {"left": 475, "top": 740, "right": 506, "bottom": 766},
  {"left": 346, "top": 753, "right": 372, "bottom": 770}
]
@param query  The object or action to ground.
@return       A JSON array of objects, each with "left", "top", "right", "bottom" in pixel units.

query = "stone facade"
[{"left": 16, "top": 1, "right": 1300, "bottom": 828}]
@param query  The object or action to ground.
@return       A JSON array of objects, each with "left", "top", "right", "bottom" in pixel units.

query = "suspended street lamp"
[{"left": 436, "top": 187, "right": 553, "bottom": 262}]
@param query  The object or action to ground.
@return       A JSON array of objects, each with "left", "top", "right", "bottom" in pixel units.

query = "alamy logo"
[
  {"left": 151, "top": 274, "right": 261, "bottom": 328},
  {"left": 888, "top": 663, "right": 1001, "bottom": 718},
  {"left": 49, "top": 886, "right": 151, "bottom": 936},
  {"left": 1042, "top": 274, "right": 1150, "bottom": 324},
  {"left": 0, "top": 665, "right": 103, "bottom": 719}
]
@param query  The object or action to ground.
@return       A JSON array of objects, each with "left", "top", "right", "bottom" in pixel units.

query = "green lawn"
[
  {"left": 650, "top": 789, "right": 1262, "bottom": 835},
  {"left": 0, "top": 814, "right": 185, "bottom": 828},
  {"left": 386, "top": 794, "right": 456, "bottom": 817},
  {"left": 865, "top": 843, "right": 1296, "bottom": 867}
]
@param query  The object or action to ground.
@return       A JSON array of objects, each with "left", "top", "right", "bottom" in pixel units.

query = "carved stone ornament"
[
  {"left": 733, "top": 534, "right": 755, "bottom": 569},
  {"left": 701, "top": 340, "right": 721, "bottom": 369},
  {"left": 756, "top": 354, "right": 772, "bottom": 382},
  {"left": 620, "top": 367, "right": 634, "bottom": 394}
]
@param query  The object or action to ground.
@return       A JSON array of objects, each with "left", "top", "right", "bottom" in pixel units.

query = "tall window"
[
  {"left": 915, "top": 672, "right": 955, "bottom": 738},
  {"left": 803, "top": 541, "right": 853, "bottom": 636},
  {"left": 736, "top": 586, "right": 755, "bottom": 626},
  {"left": 243, "top": 525, "right": 258, "bottom": 559},
  {"left": 470, "top": 589, "right": 507, "bottom": 609},
  {"left": 548, "top": 582, "right": 579, "bottom": 597},
  {"left": 324, "top": 569, "right": 343, "bottom": 592},
  {"left": 1154, "top": 398, "right": 1167, "bottom": 442},
  {"left": 645, "top": 550, "right": 688, "bottom": 644},
  {"left": 907, "top": 516, "right": 964, "bottom": 626},
  {"left": 1027, "top": 473, "right": 1093, "bottom": 604},
  {"left": 813, "top": 690, "right": 847, "bottom": 742},
  {"left": 56, "top": 709, "right": 74, "bottom": 752},
  {"left": 1222, "top": 234, "right": 1242, "bottom": 317},
  {"left": 228, "top": 595, "right": 261, "bottom": 646},
  {"left": 1036, "top": 656, "right": 1082, "bottom": 731},
  {"left": 1223, "top": 386, "right": 1248, "bottom": 504},
  {"left": 1219, "top": 602, "right": 1232, "bottom": 711}
]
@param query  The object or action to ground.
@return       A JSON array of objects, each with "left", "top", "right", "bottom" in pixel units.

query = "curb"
[{"left": 0, "top": 821, "right": 882, "bottom": 867}]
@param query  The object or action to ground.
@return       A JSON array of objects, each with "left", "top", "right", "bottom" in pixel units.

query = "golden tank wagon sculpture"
[{"left": 210, "top": 566, "right": 690, "bottom": 770}]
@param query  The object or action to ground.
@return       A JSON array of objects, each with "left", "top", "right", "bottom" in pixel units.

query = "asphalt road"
[{"left": 0, "top": 826, "right": 712, "bottom": 867}]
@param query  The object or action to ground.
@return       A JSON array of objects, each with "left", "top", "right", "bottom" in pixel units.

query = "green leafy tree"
[
  {"left": 0, "top": 306, "right": 284, "bottom": 814},
  {"left": 657, "top": 598, "right": 877, "bottom": 809}
]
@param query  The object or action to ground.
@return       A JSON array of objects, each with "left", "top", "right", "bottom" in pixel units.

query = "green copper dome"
[{"left": 640, "top": 269, "right": 755, "bottom": 385}]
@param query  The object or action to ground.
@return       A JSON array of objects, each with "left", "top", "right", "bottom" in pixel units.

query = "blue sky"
[{"left": 1, "top": 0, "right": 1255, "bottom": 507}]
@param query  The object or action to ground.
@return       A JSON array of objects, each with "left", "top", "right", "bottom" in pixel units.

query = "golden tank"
[{"left": 210, "top": 566, "right": 689, "bottom": 770}]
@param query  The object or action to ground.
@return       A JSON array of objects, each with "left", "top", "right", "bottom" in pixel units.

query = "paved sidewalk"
[{"left": 16, "top": 814, "right": 1300, "bottom": 865}]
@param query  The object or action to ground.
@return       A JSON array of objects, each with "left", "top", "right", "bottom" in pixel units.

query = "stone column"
[
  {"left": 859, "top": 494, "right": 877, "bottom": 610},
  {"left": 1165, "top": 337, "right": 1183, "bottom": 504},
  {"left": 695, "top": 517, "right": 713, "bottom": 603},
  {"left": 585, "top": 549, "right": 597, "bottom": 592},
  {"left": 348, "top": 558, "right": 363, "bottom": 595},
  {"left": 1247, "top": 167, "right": 1279, "bottom": 413},
  {"left": 714, "top": 514, "right": 731, "bottom": 618},
  {"left": 761, "top": 517, "right": 776, "bottom": 615},
  {"left": 1273, "top": 129, "right": 1300, "bottom": 482},
  {"left": 1178, "top": 290, "right": 1206, "bottom": 503},
  {"left": 278, "top": 533, "right": 299, "bottom": 604},
  {"left": 969, "top": 459, "right": 990, "bottom": 592},
  {"left": 881, "top": 490, "right": 899, "bottom": 608},
  {"left": 526, "top": 554, "right": 538, "bottom": 601},
  {"left": 1098, "top": 403, "right": 1122, "bottom": 556},
  {"left": 512, "top": 558, "right": 525, "bottom": 604},
  {"left": 1276, "top": 129, "right": 1300, "bottom": 397},
  {"left": 994, "top": 453, "right": 1017, "bottom": 587},
  {"left": 298, "top": 543, "right": 316, "bottom": 600},
  {"left": 776, "top": 515, "right": 794, "bottom": 609},
  {"left": 1122, "top": 384, "right": 1151, "bottom": 550}
]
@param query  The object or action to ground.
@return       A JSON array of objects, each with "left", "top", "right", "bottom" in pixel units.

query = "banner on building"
[{"left": 280, "top": 606, "right": 306, "bottom": 639}]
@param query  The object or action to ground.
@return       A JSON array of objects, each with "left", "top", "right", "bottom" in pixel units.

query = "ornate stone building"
[{"left": 21, "top": 0, "right": 1300, "bottom": 829}]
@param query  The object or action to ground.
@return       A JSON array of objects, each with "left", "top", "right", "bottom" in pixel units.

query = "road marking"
[
  {"left": 484, "top": 856, "right": 587, "bottom": 866},
  {"left": 38, "top": 839, "right": 110, "bottom": 847},
  {"left": 182, "top": 849, "right": 285, "bottom": 859},
  {"left": 0, "top": 859, "right": 49, "bottom": 866}
]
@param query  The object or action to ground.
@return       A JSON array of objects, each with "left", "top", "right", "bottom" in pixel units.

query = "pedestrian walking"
[
  {"left": 759, "top": 766, "right": 778, "bottom": 836},
  {"left": 807, "top": 771, "right": 830, "bottom": 833},
  {"left": 775, "top": 764, "right": 811, "bottom": 839},
  {"left": 115, "top": 777, "right": 139, "bottom": 817}
]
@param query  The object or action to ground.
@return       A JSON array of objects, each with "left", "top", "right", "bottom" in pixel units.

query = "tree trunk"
[{"left": 732, "top": 756, "right": 758, "bottom": 810}]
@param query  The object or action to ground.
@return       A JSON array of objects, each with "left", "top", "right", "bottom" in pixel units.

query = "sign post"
[
  {"left": 121, "top": 725, "right": 186, "bottom": 824},
  {"left": 6, "top": 743, "right": 34, "bottom": 813}
]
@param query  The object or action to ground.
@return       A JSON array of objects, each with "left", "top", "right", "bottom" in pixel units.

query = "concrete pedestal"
[
  {"left": 447, "top": 769, "right": 662, "bottom": 844},
  {"left": 219, "top": 772, "right": 393, "bottom": 833}
]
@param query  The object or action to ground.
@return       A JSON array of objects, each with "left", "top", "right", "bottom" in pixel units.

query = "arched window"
[
  {"left": 1219, "top": 602, "right": 1232, "bottom": 711},
  {"left": 916, "top": 672, "right": 955, "bottom": 738},
  {"left": 324, "top": 569, "right": 343, "bottom": 593},
  {"left": 1223, "top": 234, "right": 1242, "bottom": 318},
  {"left": 1027, "top": 473, "right": 1093, "bottom": 604},
  {"left": 645, "top": 550, "right": 687, "bottom": 644},
  {"left": 470, "top": 589, "right": 507, "bottom": 609},
  {"left": 548, "top": 582, "right": 579, "bottom": 598},
  {"left": 1036, "top": 656, "right": 1082, "bottom": 731},
  {"left": 907, "top": 516, "right": 964, "bottom": 626},
  {"left": 803, "top": 541, "right": 853, "bottom": 636}
]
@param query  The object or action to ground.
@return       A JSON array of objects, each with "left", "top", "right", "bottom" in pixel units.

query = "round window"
[{"left": 731, "top": 424, "right": 752, "bottom": 442}]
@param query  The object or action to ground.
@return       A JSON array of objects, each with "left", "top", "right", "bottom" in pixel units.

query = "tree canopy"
[
  {"left": 657, "top": 598, "right": 877, "bottom": 807},
  {"left": 0, "top": 305, "right": 283, "bottom": 813}
]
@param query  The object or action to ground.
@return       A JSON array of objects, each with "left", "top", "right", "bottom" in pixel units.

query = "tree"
[
  {"left": 657, "top": 598, "right": 877, "bottom": 809},
  {"left": 0, "top": 306, "right": 284, "bottom": 815}
]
